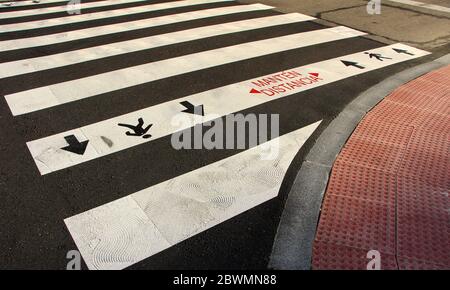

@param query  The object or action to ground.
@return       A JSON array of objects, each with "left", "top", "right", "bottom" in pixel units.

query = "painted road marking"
[
  {"left": 64, "top": 121, "right": 322, "bottom": 270},
  {"left": 61, "top": 134, "right": 89, "bottom": 155},
  {"left": 0, "top": 0, "right": 148, "bottom": 19},
  {"left": 26, "top": 43, "right": 429, "bottom": 175},
  {"left": 0, "top": 0, "right": 233, "bottom": 32},
  {"left": 341, "top": 60, "right": 365, "bottom": 69},
  {"left": 0, "top": 4, "right": 274, "bottom": 52},
  {"left": 0, "top": 0, "right": 71, "bottom": 9},
  {"left": 180, "top": 100, "right": 204, "bottom": 116},
  {"left": 386, "top": 0, "right": 450, "bottom": 13},
  {"left": 5, "top": 26, "right": 365, "bottom": 116},
  {"left": 0, "top": 13, "right": 315, "bottom": 78}
]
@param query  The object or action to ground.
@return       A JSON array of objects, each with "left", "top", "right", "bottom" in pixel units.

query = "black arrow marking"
[
  {"left": 61, "top": 135, "right": 89, "bottom": 155},
  {"left": 341, "top": 60, "right": 365, "bottom": 69},
  {"left": 392, "top": 48, "right": 414, "bottom": 56},
  {"left": 180, "top": 101, "right": 204, "bottom": 116}
]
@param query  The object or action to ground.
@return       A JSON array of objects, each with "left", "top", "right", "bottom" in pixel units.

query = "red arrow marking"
[
  {"left": 250, "top": 88, "right": 261, "bottom": 94},
  {"left": 309, "top": 72, "right": 319, "bottom": 77}
]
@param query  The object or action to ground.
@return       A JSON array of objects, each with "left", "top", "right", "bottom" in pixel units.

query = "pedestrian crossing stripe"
[
  {"left": 64, "top": 121, "right": 322, "bottom": 270},
  {"left": 25, "top": 43, "right": 429, "bottom": 175},
  {"left": 0, "top": 0, "right": 233, "bottom": 32},
  {"left": 5, "top": 26, "right": 365, "bottom": 116},
  {"left": 0, "top": 13, "right": 315, "bottom": 78},
  {"left": 387, "top": 0, "right": 450, "bottom": 13},
  {"left": 0, "top": 0, "right": 71, "bottom": 9},
  {"left": 0, "top": 3, "right": 274, "bottom": 52},
  {"left": 0, "top": 0, "right": 147, "bottom": 19}
]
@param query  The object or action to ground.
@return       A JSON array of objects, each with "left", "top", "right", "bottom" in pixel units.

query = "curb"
[{"left": 268, "top": 53, "right": 450, "bottom": 270}]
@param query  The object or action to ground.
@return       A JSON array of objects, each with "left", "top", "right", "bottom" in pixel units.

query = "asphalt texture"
[{"left": 0, "top": 0, "right": 438, "bottom": 269}]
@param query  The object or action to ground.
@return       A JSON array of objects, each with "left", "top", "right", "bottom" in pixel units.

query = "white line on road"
[
  {"left": 0, "top": 0, "right": 148, "bottom": 19},
  {"left": 0, "top": 0, "right": 233, "bottom": 32},
  {"left": 64, "top": 121, "right": 322, "bottom": 270},
  {"left": 25, "top": 43, "right": 429, "bottom": 175},
  {"left": 1, "top": 0, "right": 69, "bottom": 9},
  {"left": 5, "top": 26, "right": 366, "bottom": 116},
  {"left": 0, "top": 4, "right": 273, "bottom": 52},
  {"left": 386, "top": 0, "right": 450, "bottom": 13},
  {"left": 0, "top": 13, "right": 315, "bottom": 78}
]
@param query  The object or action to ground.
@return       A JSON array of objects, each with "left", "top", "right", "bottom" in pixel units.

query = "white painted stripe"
[
  {"left": 0, "top": 0, "right": 233, "bottom": 32},
  {"left": 0, "top": 4, "right": 273, "bottom": 52},
  {"left": 0, "top": 0, "right": 147, "bottom": 19},
  {"left": 386, "top": 0, "right": 450, "bottom": 13},
  {"left": 26, "top": 43, "right": 429, "bottom": 175},
  {"left": 6, "top": 26, "right": 365, "bottom": 116},
  {"left": 0, "top": 13, "right": 315, "bottom": 78},
  {"left": 64, "top": 121, "right": 322, "bottom": 270},
  {"left": 1, "top": 0, "right": 69, "bottom": 9}
]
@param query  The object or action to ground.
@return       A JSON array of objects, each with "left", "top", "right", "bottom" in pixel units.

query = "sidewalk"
[{"left": 312, "top": 65, "right": 449, "bottom": 270}]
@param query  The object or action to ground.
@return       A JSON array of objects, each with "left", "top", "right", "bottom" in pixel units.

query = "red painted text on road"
[{"left": 249, "top": 71, "right": 323, "bottom": 96}]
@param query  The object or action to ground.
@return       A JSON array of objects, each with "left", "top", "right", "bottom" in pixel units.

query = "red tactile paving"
[
  {"left": 397, "top": 211, "right": 449, "bottom": 266},
  {"left": 327, "top": 161, "right": 396, "bottom": 205},
  {"left": 397, "top": 176, "right": 448, "bottom": 218},
  {"left": 336, "top": 138, "right": 406, "bottom": 174},
  {"left": 397, "top": 177, "right": 449, "bottom": 266},
  {"left": 433, "top": 64, "right": 450, "bottom": 76},
  {"left": 388, "top": 88, "right": 450, "bottom": 115},
  {"left": 351, "top": 119, "right": 414, "bottom": 147},
  {"left": 313, "top": 65, "right": 450, "bottom": 270},
  {"left": 365, "top": 100, "right": 449, "bottom": 131},
  {"left": 420, "top": 73, "right": 450, "bottom": 89},
  {"left": 397, "top": 78, "right": 450, "bottom": 97},
  {"left": 315, "top": 194, "right": 396, "bottom": 254},
  {"left": 312, "top": 241, "right": 398, "bottom": 270},
  {"left": 397, "top": 257, "right": 449, "bottom": 270},
  {"left": 399, "top": 130, "right": 449, "bottom": 189}
]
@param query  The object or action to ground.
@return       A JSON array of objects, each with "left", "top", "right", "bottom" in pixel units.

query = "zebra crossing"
[
  {"left": 0, "top": 0, "right": 234, "bottom": 32},
  {"left": 0, "top": 0, "right": 429, "bottom": 270},
  {"left": 0, "top": 0, "right": 149, "bottom": 19},
  {"left": 7, "top": 26, "right": 365, "bottom": 115},
  {"left": 0, "top": 4, "right": 275, "bottom": 51}
]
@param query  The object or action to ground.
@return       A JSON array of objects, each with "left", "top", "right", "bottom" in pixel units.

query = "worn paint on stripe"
[
  {"left": 64, "top": 121, "right": 322, "bottom": 270},
  {"left": 0, "top": 4, "right": 272, "bottom": 52},
  {"left": 5, "top": 26, "right": 365, "bottom": 116},
  {"left": 0, "top": 0, "right": 234, "bottom": 32},
  {"left": 0, "top": 0, "right": 147, "bottom": 19},
  {"left": 0, "top": 13, "right": 315, "bottom": 78},
  {"left": 26, "top": 43, "right": 429, "bottom": 175}
]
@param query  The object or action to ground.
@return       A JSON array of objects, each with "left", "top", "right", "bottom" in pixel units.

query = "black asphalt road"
[{"left": 0, "top": 0, "right": 434, "bottom": 269}]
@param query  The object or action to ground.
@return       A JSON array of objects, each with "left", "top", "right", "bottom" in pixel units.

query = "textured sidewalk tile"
[
  {"left": 327, "top": 161, "right": 396, "bottom": 205},
  {"left": 336, "top": 137, "right": 406, "bottom": 174},
  {"left": 315, "top": 195, "right": 396, "bottom": 254},
  {"left": 312, "top": 241, "right": 398, "bottom": 270}
]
